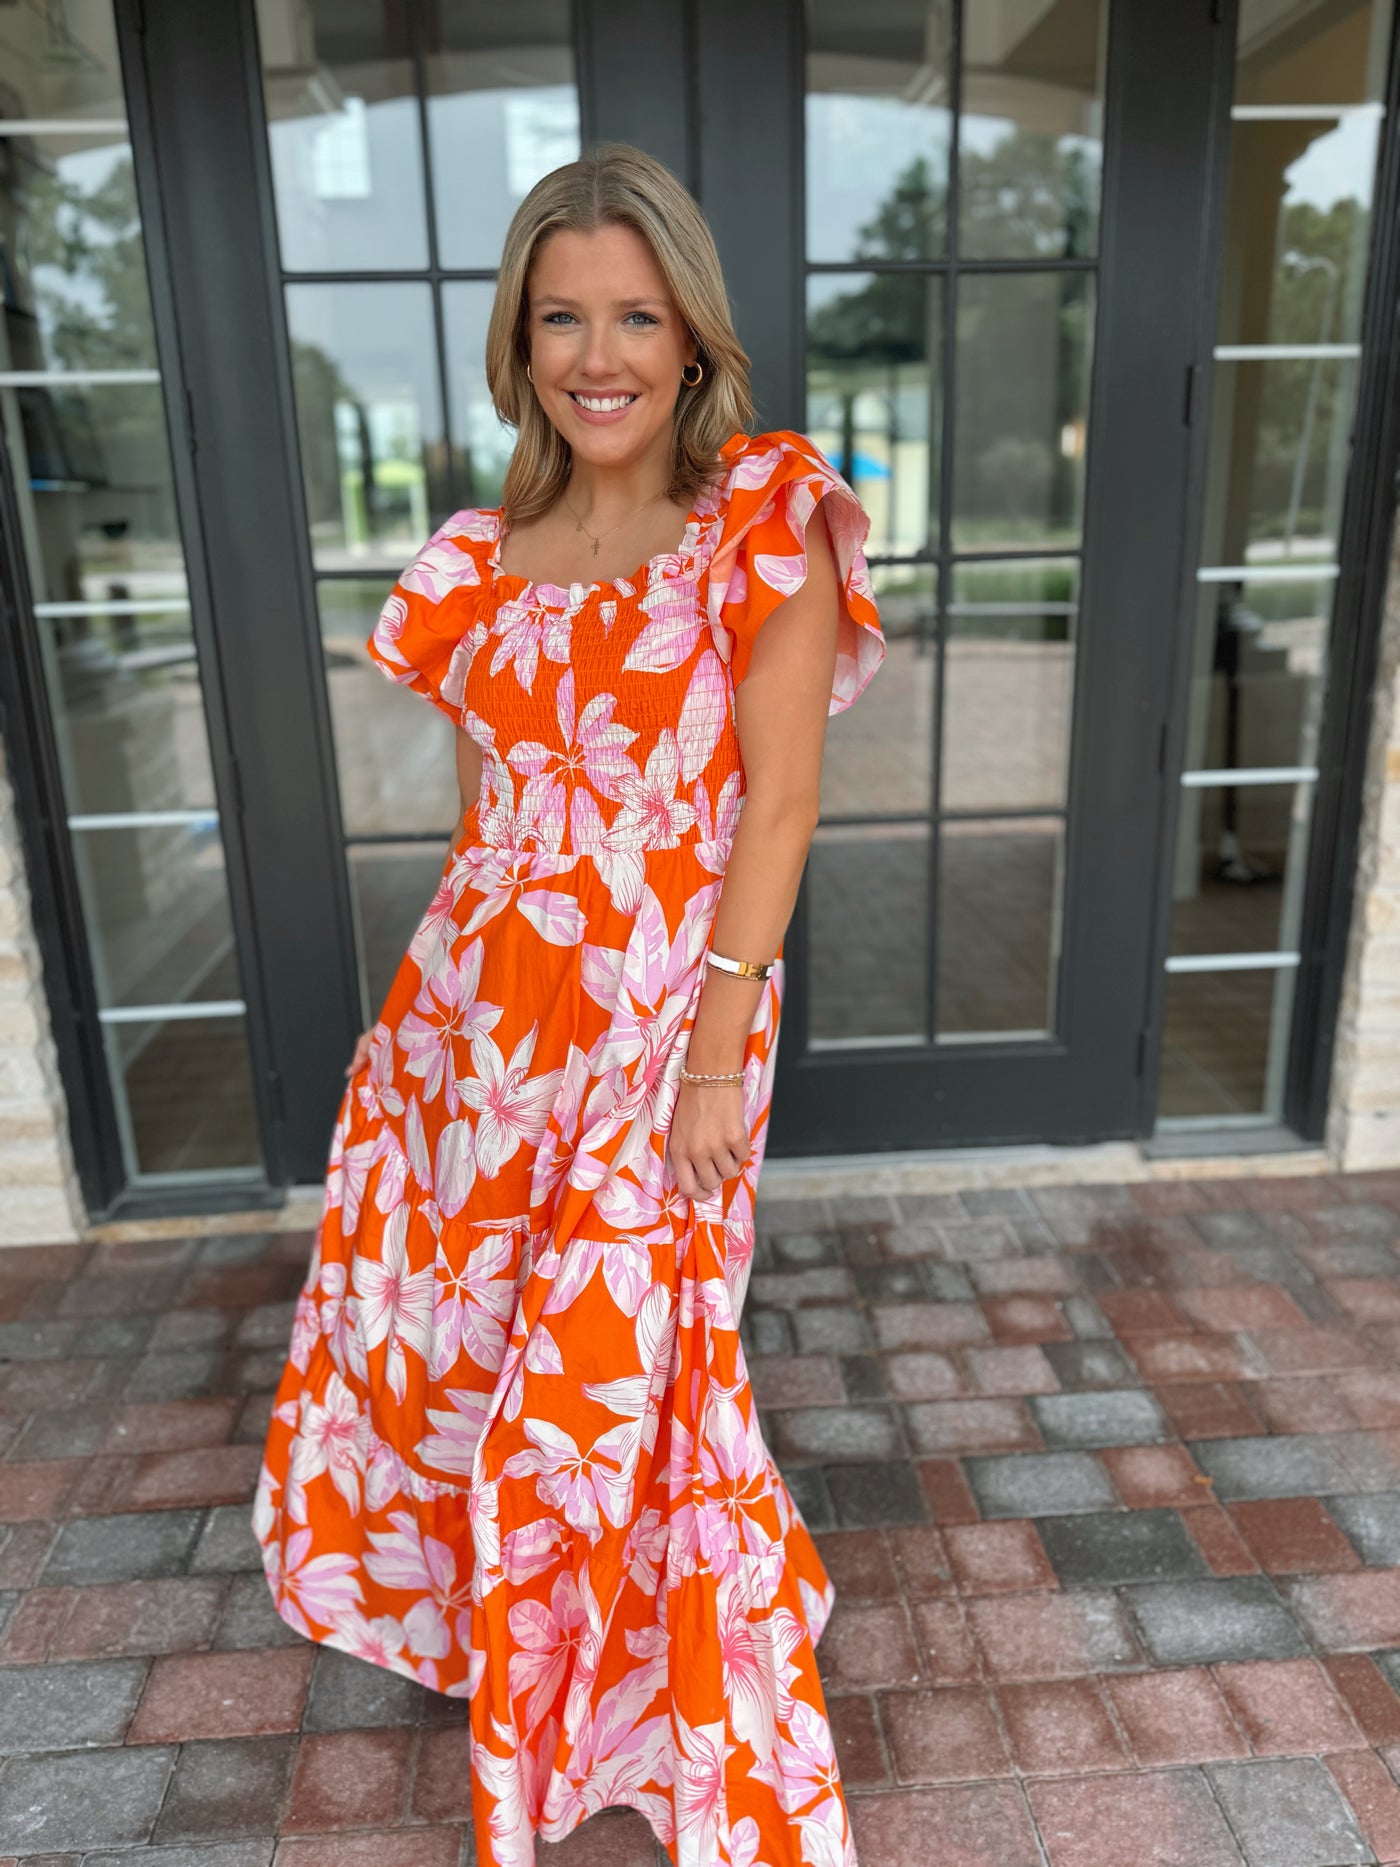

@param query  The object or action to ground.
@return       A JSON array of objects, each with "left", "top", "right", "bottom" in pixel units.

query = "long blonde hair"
[{"left": 486, "top": 143, "right": 754, "bottom": 523}]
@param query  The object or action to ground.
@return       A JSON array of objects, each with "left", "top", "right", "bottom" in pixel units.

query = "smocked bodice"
[
  {"left": 460, "top": 489, "right": 739, "bottom": 861},
  {"left": 367, "top": 428, "right": 886, "bottom": 870}
]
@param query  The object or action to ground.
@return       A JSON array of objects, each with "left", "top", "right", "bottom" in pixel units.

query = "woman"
[{"left": 255, "top": 143, "right": 883, "bottom": 1867}]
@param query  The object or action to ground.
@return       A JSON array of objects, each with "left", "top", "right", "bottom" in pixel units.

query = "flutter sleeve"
[
  {"left": 365, "top": 511, "right": 490, "bottom": 724},
  {"left": 707, "top": 429, "right": 884, "bottom": 714}
]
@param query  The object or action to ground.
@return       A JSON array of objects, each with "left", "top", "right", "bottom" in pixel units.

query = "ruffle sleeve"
[
  {"left": 707, "top": 429, "right": 884, "bottom": 715},
  {"left": 365, "top": 511, "right": 492, "bottom": 724}
]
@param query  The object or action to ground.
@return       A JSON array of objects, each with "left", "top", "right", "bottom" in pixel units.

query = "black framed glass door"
[
  {"left": 750, "top": 0, "right": 1234, "bottom": 1151},
  {"left": 108, "top": 0, "right": 1240, "bottom": 1187}
]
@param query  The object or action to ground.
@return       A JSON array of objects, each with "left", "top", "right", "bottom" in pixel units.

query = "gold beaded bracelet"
[{"left": 679, "top": 1067, "right": 744, "bottom": 1087}]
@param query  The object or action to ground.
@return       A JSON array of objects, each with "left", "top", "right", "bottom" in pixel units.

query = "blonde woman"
[{"left": 256, "top": 143, "right": 883, "bottom": 1867}]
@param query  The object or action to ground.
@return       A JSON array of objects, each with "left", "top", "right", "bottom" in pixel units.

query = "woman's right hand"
[{"left": 345, "top": 1026, "right": 375, "bottom": 1078}]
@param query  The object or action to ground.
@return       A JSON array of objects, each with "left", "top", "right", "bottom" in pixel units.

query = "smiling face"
[{"left": 525, "top": 222, "right": 698, "bottom": 477}]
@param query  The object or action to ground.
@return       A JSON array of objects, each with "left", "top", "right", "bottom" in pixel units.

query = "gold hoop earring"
[{"left": 681, "top": 361, "right": 703, "bottom": 388}]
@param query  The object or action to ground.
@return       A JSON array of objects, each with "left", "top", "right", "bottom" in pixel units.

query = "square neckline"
[{"left": 484, "top": 434, "right": 747, "bottom": 609}]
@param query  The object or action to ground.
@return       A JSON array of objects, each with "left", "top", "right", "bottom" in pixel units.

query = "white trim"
[
  {"left": 0, "top": 119, "right": 128, "bottom": 136},
  {"left": 0, "top": 369, "right": 160, "bottom": 387},
  {"left": 35, "top": 598, "right": 189, "bottom": 618},
  {"left": 68, "top": 810, "right": 217, "bottom": 831},
  {"left": 1214, "top": 343, "right": 1361, "bottom": 361},
  {"left": 1165, "top": 952, "right": 1300, "bottom": 973},
  {"left": 1231, "top": 103, "right": 1385, "bottom": 121},
  {"left": 98, "top": 1000, "right": 246, "bottom": 1024},
  {"left": 1180, "top": 766, "right": 1317, "bottom": 787},
  {"left": 1197, "top": 564, "right": 1339, "bottom": 583}
]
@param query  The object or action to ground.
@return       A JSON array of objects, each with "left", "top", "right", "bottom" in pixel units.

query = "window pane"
[
  {"left": 258, "top": 0, "right": 429, "bottom": 272},
  {"left": 807, "top": 271, "right": 941, "bottom": 558},
  {"left": 38, "top": 608, "right": 214, "bottom": 817},
  {"left": 442, "top": 281, "right": 515, "bottom": 509},
  {"left": 70, "top": 823, "right": 242, "bottom": 1012},
  {"left": 349, "top": 842, "right": 454, "bottom": 1025},
  {"left": 808, "top": 825, "right": 929, "bottom": 1044},
  {"left": 1170, "top": 781, "right": 1313, "bottom": 961},
  {"left": 1203, "top": 355, "right": 1359, "bottom": 566},
  {"left": 0, "top": 3, "right": 126, "bottom": 122},
  {"left": 943, "top": 560, "right": 1077, "bottom": 814},
  {"left": 427, "top": 0, "right": 580, "bottom": 270},
  {"left": 14, "top": 383, "right": 184, "bottom": 597},
  {"left": 319, "top": 579, "right": 460, "bottom": 839},
  {"left": 1222, "top": 116, "right": 1380, "bottom": 348},
  {"left": 284, "top": 282, "right": 445, "bottom": 570},
  {"left": 952, "top": 272, "right": 1094, "bottom": 552},
  {"left": 937, "top": 817, "right": 1061, "bottom": 1037},
  {"left": 805, "top": 0, "right": 951, "bottom": 264},
  {"left": 1236, "top": 0, "right": 1389, "bottom": 106},
  {"left": 108, "top": 1015, "right": 262, "bottom": 1176},
  {"left": 959, "top": 0, "right": 1107, "bottom": 260},
  {"left": 1180, "top": 578, "right": 1331, "bottom": 780},
  {"left": 820, "top": 565, "right": 936, "bottom": 819},
  {"left": 1158, "top": 967, "right": 1295, "bottom": 1119},
  {"left": 4, "top": 136, "right": 157, "bottom": 373}
]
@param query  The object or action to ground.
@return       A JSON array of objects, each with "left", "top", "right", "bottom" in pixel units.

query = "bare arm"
[{"left": 667, "top": 507, "right": 841, "bottom": 1198}]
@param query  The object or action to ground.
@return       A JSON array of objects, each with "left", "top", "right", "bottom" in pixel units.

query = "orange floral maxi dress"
[{"left": 255, "top": 428, "right": 884, "bottom": 1867}]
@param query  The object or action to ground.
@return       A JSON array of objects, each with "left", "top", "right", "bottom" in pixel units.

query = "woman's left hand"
[{"left": 667, "top": 1081, "right": 750, "bottom": 1199}]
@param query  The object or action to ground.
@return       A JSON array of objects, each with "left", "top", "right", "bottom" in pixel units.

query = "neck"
[{"left": 564, "top": 439, "right": 672, "bottom": 523}]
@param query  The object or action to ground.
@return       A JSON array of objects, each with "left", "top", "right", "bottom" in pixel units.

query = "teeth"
[{"left": 572, "top": 393, "right": 636, "bottom": 412}]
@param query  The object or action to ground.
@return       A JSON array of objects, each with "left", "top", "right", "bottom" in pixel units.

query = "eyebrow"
[{"left": 532, "top": 295, "right": 669, "bottom": 311}]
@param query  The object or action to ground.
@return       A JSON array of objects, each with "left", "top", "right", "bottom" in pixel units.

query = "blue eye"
[
  {"left": 626, "top": 312, "right": 659, "bottom": 327},
  {"left": 542, "top": 311, "right": 577, "bottom": 326}
]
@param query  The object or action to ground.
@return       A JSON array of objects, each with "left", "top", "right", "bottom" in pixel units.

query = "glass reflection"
[
  {"left": 959, "top": 0, "right": 1106, "bottom": 260},
  {"left": 1236, "top": 0, "right": 1389, "bottom": 107},
  {"left": 1170, "top": 781, "right": 1311, "bottom": 958},
  {"left": 39, "top": 608, "right": 213, "bottom": 817},
  {"left": 428, "top": 0, "right": 580, "bottom": 271},
  {"left": 350, "top": 843, "right": 459, "bottom": 1023},
  {"left": 936, "top": 817, "right": 1062, "bottom": 1038},
  {"left": 1158, "top": 969, "right": 1293, "bottom": 1119},
  {"left": 1223, "top": 117, "right": 1380, "bottom": 348},
  {"left": 952, "top": 271, "right": 1093, "bottom": 552},
  {"left": 943, "top": 560, "right": 1078, "bottom": 814},
  {"left": 258, "top": 0, "right": 428, "bottom": 272},
  {"left": 820, "top": 565, "right": 936, "bottom": 820},
  {"left": 318, "top": 579, "right": 460, "bottom": 839},
  {"left": 284, "top": 282, "right": 445, "bottom": 568},
  {"left": 443, "top": 281, "right": 515, "bottom": 509},
  {"left": 109, "top": 1015, "right": 262, "bottom": 1176},
  {"left": 808, "top": 825, "right": 929, "bottom": 1044},
  {"left": 71, "top": 821, "right": 242, "bottom": 1011},
  {"left": 807, "top": 272, "right": 941, "bottom": 558},
  {"left": 1, "top": 135, "right": 157, "bottom": 373},
  {"left": 804, "top": 0, "right": 951, "bottom": 264},
  {"left": 0, "top": 1, "right": 126, "bottom": 123},
  {"left": 1204, "top": 356, "right": 1358, "bottom": 567}
]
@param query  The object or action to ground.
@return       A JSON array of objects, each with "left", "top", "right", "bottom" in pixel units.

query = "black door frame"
[
  {"left": 6, "top": 0, "right": 1399, "bottom": 1214},
  {"left": 1140, "top": 0, "right": 1400, "bottom": 1154},
  {"left": 724, "top": 0, "right": 1237, "bottom": 1153}
]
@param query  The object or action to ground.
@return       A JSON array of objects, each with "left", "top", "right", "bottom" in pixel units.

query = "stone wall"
[
  {"left": 1329, "top": 525, "right": 1400, "bottom": 1170},
  {"left": 0, "top": 735, "right": 84, "bottom": 1243}
]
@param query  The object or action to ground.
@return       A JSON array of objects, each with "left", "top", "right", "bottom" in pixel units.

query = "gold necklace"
[{"left": 562, "top": 488, "right": 666, "bottom": 559}]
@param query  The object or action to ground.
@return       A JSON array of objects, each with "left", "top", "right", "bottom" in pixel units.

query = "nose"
[{"left": 576, "top": 320, "right": 624, "bottom": 382}]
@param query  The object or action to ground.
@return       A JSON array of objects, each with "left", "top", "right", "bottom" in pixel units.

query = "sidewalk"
[{"left": 5, "top": 1172, "right": 1400, "bottom": 1863}]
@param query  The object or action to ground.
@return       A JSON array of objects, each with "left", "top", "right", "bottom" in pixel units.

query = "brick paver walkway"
[{"left": 9, "top": 1175, "right": 1400, "bottom": 1863}]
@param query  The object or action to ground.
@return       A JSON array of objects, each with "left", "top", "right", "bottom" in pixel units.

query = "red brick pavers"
[{"left": 10, "top": 1178, "right": 1400, "bottom": 1862}]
